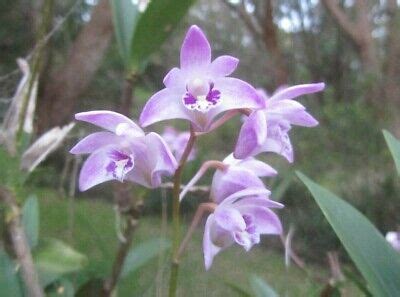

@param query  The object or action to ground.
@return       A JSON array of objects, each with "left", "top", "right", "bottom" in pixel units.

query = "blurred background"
[{"left": 1, "top": 0, "right": 400, "bottom": 296}]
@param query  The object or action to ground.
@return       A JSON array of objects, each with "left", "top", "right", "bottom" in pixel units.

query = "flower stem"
[
  {"left": 177, "top": 203, "right": 216, "bottom": 258},
  {"left": 179, "top": 160, "right": 226, "bottom": 201},
  {"left": 168, "top": 125, "right": 197, "bottom": 297},
  {"left": 0, "top": 186, "right": 44, "bottom": 297},
  {"left": 102, "top": 198, "right": 142, "bottom": 296}
]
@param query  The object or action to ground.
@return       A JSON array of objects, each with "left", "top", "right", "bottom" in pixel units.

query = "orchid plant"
[{"left": 71, "top": 25, "right": 324, "bottom": 296}]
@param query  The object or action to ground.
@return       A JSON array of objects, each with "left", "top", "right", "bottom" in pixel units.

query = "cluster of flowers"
[{"left": 70, "top": 25, "right": 324, "bottom": 269}]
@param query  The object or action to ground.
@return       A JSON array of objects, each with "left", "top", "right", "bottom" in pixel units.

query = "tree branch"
[
  {"left": 221, "top": 0, "right": 263, "bottom": 40},
  {"left": 0, "top": 187, "right": 44, "bottom": 297},
  {"left": 321, "top": 0, "right": 361, "bottom": 47},
  {"left": 37, "top": 0, "right": 113, "bottom": 132}
]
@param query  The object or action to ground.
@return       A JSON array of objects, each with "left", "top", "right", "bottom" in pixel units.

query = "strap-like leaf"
[{"left": 297, "top": 172, "right": 400, "bottom": 297}]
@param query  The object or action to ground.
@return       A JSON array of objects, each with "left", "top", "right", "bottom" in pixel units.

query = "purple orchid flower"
[
  {"left": 139, "top": 25, "right": 264, "bottom": 132},
  {"left": 70, "top": 111, "right": 177, "bottom": 191},
  {"left": 203, "top": 188, "right": 283, "bottom": 270},
  {"left": 161, "top": 126, "right": 196, "bottom": 162},
  {"left": 234, "top": 83, "right": 325, "bottom": 161},
  {"left": 210, "top": 154, "right": 277, "bottom": 204},
  {"left": 386, "top": 231, "right": 400, "bottom": 251}
]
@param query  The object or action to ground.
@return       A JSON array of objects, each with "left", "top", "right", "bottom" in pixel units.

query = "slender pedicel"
[{"left": 179, "top": 160, "right": 227, "bottom": 201}]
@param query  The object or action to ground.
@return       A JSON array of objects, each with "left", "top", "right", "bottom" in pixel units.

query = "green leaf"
[
  {"left": 34, "top": 239, "right": 88, "bottom": 280},
  {"left": 297, "top": 172, "right": 400, "bottom": 297},
  {"left": 0, "top": 147, "right": 22, "bottom": 189},
  {"left": 0, "top": 249, "right": 23, "bottom": 297},
  {"left": 22, "top": 195, "right": 39, "bottom": 248},
  {"left": 343, "top": 268, "right": 373, "bottom": 297},
  {"left": 383, "top": 130, "right": 400, "bottom": 175},
  {"left": 223, "top": 280, "right": 252, "bottom": 297},
  {"left": 249, "top": 275, "right": 279, "bottom": 297},
  {"left": 129, "top": 0, "right": 196, "bottom": 71},
  {"left": 120, "top": 238, "right": 170, "bottom": 278},
  {"left": 111, "top": 0, "right": 140, "bottom": 65}
]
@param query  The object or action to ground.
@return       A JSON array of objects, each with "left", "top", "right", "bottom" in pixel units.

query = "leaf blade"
[
  {"left": 383, "top": 129, "right": 400, "bottom": 175},
  {"left": 33, "top": 238, "right": 88, "bottom": 285},
  {"left": 129, "top": 0, "right": 197, "bottom": 71},
  {"left": 297, "top": 171, "right": 400, "bottom": 297},
  {"left": 0, "top": 249, "right": 23, "bottom": 297},
  {"left": 22, "top": 195, "right": 39, "bottom": 248},
  {"left": 111, "top": 0, "right": 140, "bottom": 65},
  {"left": 249, "top": 275, "right": 279, "bottom": 297},
  {"left": 120, "top": 238, "right": 170, "bottom": 278}
]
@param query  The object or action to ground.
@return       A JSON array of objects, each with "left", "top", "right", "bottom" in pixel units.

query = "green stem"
[{"left": 168, "top": 126, "right": 197, "bottom": 297}]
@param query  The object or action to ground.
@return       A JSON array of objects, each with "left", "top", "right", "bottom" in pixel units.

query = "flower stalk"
[
  {"left": 102, "top": 198, "right": 142, "bottom": 296},
  {"left": 168, "top": 125, "right": 197, "bottom": 297},
  {"left": 0, "top": 186, "right": 44, "bottom": 297}
]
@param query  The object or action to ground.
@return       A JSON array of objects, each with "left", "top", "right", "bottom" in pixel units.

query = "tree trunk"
[
  {"left": 321, "top": 0, "right": 378, "bottom": 73},
  {"left": 354, "top": 0, "right": 378, "bottom": 73},
  {"left": 262, "top": 0, "right": 288, "bottom": 86},
  {"left": 384, "top": 0, "right": 400, "bottom": 104},
  {"left": 37, "top": 0, "right": 113, "bottom": 133}
]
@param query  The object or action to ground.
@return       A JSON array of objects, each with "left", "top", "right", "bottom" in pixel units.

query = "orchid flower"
[
  {"left": 210, "top": 154, "right": 277, "bottom": 203},
  {"left": 203, "top": 188, "right": 283, "bottom": 270},
  {"left": 139, "top": 25, "right": 264, "bottom": 132},
  {"left": 179, "top": 154, "right": 276, "bottom": 202},
  {"left": 161, "top": 126, "right": 196, "bottom": 162},
  {"left": 70, "top": 111, "right": 177, "bottom": 191},
  {"left": 386, "top": 231, "right": 400, "bottom": 251},
  {"left": 234, "top": 83, "right": 325, "bottom": 161}
]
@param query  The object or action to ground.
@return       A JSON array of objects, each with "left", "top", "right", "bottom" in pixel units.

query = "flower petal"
[
  {"left": 268, "top": 100, "right": 318, "bottom": 127},
  {"left": 209, "top": 55, "right": 239, "bottom": 77},
  {"left": 139, "top": 88, "right": 191, "bottom": 127},
  {"left": 79, "top": 148, "right": 114, "bottom": 191},
  {"left": 268, "top": 83, "right": 325, "bottom": 102},
  {"left": 70, "top": 132, "right": 119, "bottom": 154},
  {"left": 126, "top": 133, "right": 177, "bottom": 188},
  {"left": 237, "top": 158, "right": 277, "bottom": 177},
  {"left": 146, "top": 132, "right": 177, "bottom": 178},
  {"left": 235, "top": 197, "right": 284, "bottom": 209},
  {"left": 219, "top": 187, "right": 271, "bottom": 207},
  {"left": 214, "top": 207, "right": 246, "bottom": 232},
  {"left": 263, "top": 126, "right": 294, "bottom": 162},
  {"left": 180, "top": 25, "right": 211, "bottom": 71},
  {"left": 239, "top": 206, "right": 283, "bottom": 235},
  {"left": 75, "top": 110, "right": 143, "bottom": 135},
  {"left": 210, "top": 168, "right": 268, "bottom": 203},
  {"left": 203, "top": 214, "right": 222, "bottom": 270},
  {"left": 209, "top": 78, "right": 265, "bottom": 120},
  {"left": 234, "top": 111, "right": 267, "bottom": 159},
  {"left": 163, "top": 67, "right": 185, "bottom": 89},
  {"left": 285, "top": 109, "right": 318, "bottom": 127}
]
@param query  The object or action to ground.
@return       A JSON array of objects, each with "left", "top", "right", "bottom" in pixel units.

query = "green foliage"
[
  {"left": 297, "top": 172, "right": 400, "bottom": 297},
  {"left": 0, "top": 147, "right": 22, "bottom": 189},
  {"left": 120, "top": 237, "right": 171, "bottom": 279},
  {"left": 111, "top": 0, "right": 196, "bottom": 72},
  {"left": 33, "top": 238, "right": 88, "bottom": 286},
  {"left": 383, "top": 130, "right": 400, "bottom": 175},
  {"left": 111, "top": 0, "right": 140, "bottom": 66},
  {"left": 224, "top": 275, "right": 279, "bottom": 297},
  {"left": 0, "top": 249, "right": 23, "bottom": 297},
  {"left": 22, "top": 195, "right": 39, "bottom": 248},
  {"left": 249, "top": 275, "right": 279, "bottom": 297},
  {"left": 129, "top": 0, "right": 197, "bottom": 72}
]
